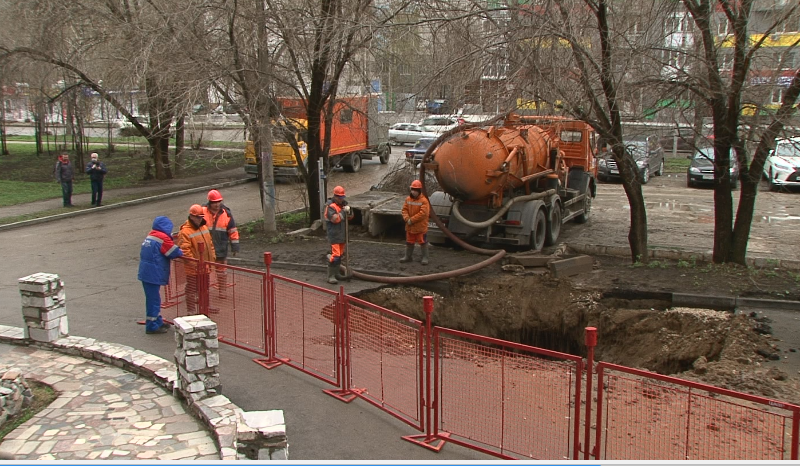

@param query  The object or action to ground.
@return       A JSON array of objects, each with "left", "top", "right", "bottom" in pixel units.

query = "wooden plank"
[
  {"left": 548, "top": 255, "right": 594, "bottom": 278},
  {"left": 508, "top": 255, "right": 556, "bottom": 267}
]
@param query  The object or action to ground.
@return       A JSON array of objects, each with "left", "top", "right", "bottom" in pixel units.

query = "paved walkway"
[{"left": 0, "top": 341, "right": 219, "bottom": 460}]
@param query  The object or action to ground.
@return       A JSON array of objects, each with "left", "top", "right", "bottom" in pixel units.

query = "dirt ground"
[{"left": 238, "top": 218, "right": 800, "bottom": 405}]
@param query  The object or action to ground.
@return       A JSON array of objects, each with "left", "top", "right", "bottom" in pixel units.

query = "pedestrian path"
[{"left": 0, "top": 342, "right": 219, "bottom": 460}]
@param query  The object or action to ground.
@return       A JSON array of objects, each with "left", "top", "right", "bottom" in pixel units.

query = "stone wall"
[{"left": 0, "top": 369, "right": 33, "bottom": 426}]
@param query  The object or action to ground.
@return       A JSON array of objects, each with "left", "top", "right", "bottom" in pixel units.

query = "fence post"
[
  {"left": 253, "top": 252, "right": 282, "bottom": 369},
  {"left": 198, "top": 242, "right": 209, "bottom": 316},
  {"left": 402, "top": 296, "right": 445, "bottom": 451},
  {"left": 793, "top": 409, "right": 799, "bottom": 460},
  {"left": 584, "top": 327, "right": 597, "bottom": 460},
  {"left": 322, "top": 286, "right": 357, "bottom": 402}
]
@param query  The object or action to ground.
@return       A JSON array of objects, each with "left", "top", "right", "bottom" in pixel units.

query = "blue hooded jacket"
[{"left": 138, "top": 216, "right": 183, "bottom": 285}]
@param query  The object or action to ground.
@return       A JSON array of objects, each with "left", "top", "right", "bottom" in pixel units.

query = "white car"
[
  {"left": 764, "top": 137, "right": 800, "bottom": 191},
  {"left": 419, "top": 116, "right": 463, "bottom": 134},
  {"left": 388, "top": 123, "right": 438, "bottom": 145}
]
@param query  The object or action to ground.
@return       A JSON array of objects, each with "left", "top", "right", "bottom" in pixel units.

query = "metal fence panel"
[
  {"left": 435, "top": 328, "right": 582, "bottom": 459},
  {"left": 596, "top": 363, "right": 799, "bottom": 460},
  {"left": 345, "top": 295, "right": 423, "bottom": 430},
  {"left": 209, "top": 262, "right": 267, "bottom": 354},
  {"left": 272, "top": 275, "right": 339, "bottom": 385}
]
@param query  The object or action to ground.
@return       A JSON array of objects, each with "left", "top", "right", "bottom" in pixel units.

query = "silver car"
[{"left": 388, "top": 123, "right": 438, "bottom": 146}]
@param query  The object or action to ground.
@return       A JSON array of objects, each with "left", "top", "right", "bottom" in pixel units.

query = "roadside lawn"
[{"left": 0, "top": 143, "right": 245, "bottom": 207}]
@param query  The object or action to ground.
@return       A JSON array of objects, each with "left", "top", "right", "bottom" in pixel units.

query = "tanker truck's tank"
[{"left": 434, "top": 125, "right": 556, "bottom": 203}]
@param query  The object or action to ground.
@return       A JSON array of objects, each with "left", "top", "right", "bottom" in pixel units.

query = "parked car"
[
  {"left": 596, "top": 137, "right": 665, "bottom": 184},
  {"left": 763, "top": 137, "right": 800, "bottom": 191},
  {"left": 420, "top": 116, "right": 462, "bottom": 134},
  {"left": 686, "top": 147, "right": 739, "bottom": 189},
  {"left": 388, "top": 123, "right": 438, "bottom": 146},
  {"left": 405, "top": 137, "right": 436, "bottom": 165},
  {"left": 659, "top": 128, "right": 696, "bottom": 153}
]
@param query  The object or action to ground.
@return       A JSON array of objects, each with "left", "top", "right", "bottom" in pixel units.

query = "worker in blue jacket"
[{"left": 138, "top": 216, "right": 183, "bottom": 334}]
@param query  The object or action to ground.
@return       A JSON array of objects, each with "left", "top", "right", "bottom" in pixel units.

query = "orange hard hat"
[
  {"left": 189, "top": 204, "right": 204, "bottom": 216},
  {"left": 207, "top": 189, "right": 223, "bottom": 202},
  {"left": 410, "top": 180, "right": 423, "bottom": 189},
  {"left": 333, "top": 186, "right": 346, "bottom": 196}
]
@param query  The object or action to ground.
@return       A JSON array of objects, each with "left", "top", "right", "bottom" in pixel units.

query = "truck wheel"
[
  {"left": 343, "top": 153, "right": 362, "bottom": 173},
  {"left": 574, "top": 180, "right": 592, "bottom": 224},
  {"left": 544, "top": 201, "right": 562, "bottom": 246},
  {"left": 379, "top": 145, "right": 390, "bottom": 164},
  {"left": 530, "top": 208, "right": 547, "bottom": 251}
]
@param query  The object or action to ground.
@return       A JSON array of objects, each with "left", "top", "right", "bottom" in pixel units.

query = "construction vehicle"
[
  {"left": 425, "top": 114, "right": 598, "bottom": 250},
  {"left": 244, "top": 95, "right": 391, "bottom": 178}
]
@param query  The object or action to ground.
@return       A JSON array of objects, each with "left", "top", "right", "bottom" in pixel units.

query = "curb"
[
  {"left": 0, "top": 178, "right": 253, "bottom": 232},
  {"left": 229, "top": 257, "right": 408, "bottom": 278},
  {"left": 0, "top": 324, "right": 286, "bottom": 461}
]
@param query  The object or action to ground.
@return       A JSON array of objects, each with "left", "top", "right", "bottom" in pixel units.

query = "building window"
[
  {"left": 771, "top": 87, "right": 783, "bottom": 105},
  {"left": 399, "top": 63, "right": 411, "bottom": 76},
  {"left": 717, "top": 18, "right": 729, "bottom": 36}
]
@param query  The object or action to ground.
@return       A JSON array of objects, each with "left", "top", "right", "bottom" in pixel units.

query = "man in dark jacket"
[
  {"left": 54, "top": 153, "right": 74, "bottom": 207},
  {"left": 138, "top": 216, "right": 183, "bottom": 334},
  {"left": 85, "top": 152, "right": 108, "bottom": 207},
  {"left": 323, "top": 185, "right": 354, "bottom": 284}
]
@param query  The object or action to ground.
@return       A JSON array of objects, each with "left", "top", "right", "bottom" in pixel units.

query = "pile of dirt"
[
  {"left": 356, "top": 274, "right": 800, "bottom": 405},
  {"left": 241, "top": 224, "right": 800, "bottom": 405}
]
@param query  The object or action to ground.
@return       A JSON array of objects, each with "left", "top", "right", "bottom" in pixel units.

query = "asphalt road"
[
  {"left": 1, "top": 148, "right": 799, "bottom": 459},
  {"left": 0, "top": 148, "right": 491, "bottom": 460}
]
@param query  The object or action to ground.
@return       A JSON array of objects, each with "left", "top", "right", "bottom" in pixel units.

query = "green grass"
[
  {"left": 0, "top": 380, "right": 58, "bottom": 442},
  {"left": 0, "top": 142, "right": 245, "bottom": 206},
  {"left": 665, "top": 157, "right": 691, "bottom": 173},
  {"left": 5, "top": 134, "right": 246, "bottom": 149}
]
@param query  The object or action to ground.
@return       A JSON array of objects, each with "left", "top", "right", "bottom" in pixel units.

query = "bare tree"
[{"left": 674, "top": 0, "right": 800, "bottom": 263}]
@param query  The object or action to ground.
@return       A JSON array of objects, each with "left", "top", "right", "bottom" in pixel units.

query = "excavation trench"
[{"left": 354, "top": 274, "right": 741, "bottom": 376}]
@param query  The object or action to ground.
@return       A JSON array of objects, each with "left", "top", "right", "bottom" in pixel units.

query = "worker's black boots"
[
  {"left": 327, "top": 262, "right": 339, "bottom": 284},
  {"left": 399, "top": 244, "right": 429, "bottom": 265},
  {"left": 399, "top": 244, "right": 414, "bottom": 263}
]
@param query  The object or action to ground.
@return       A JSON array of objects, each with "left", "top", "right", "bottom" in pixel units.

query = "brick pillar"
[
  {"left": 173, "top": 315, "right": 221, "bottom": 402},
  {"left": 18, "top": 273, "right": 68, "bottom": 342}
]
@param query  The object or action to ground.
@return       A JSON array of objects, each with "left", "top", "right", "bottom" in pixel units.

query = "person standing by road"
[
  {"left": 324, "top": 185, "right": 354, "bottom": 284},
  {"left": 202, "top": 189, "right": 240, "bottom": 298},
  {"left": 400, "top": 179, "right": 431, "bottom": 265},
  {"left": 178, "top": 204, "right": 216, "bottom": 315},
  {"left": 85, "top": 152, "right": 108, "bottom": 207},
  {"left": 138, "top": 216, "right": 183, "bottom": 334},
  {"left": 54, "top": 153, "right": 74, "bottom": 207}
]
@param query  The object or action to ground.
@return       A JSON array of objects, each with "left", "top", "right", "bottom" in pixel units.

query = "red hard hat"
[
  {"left": 207, "top": 189, "right": 223, "bottom": 202},
  {"left": 189, "top": 204, "right": 204, "bottom": 216},
  {"left": 333, "top": 186, "right": 346, "bottom": 196},
  {"left": 410, "top": 180, "right": 423, "bottom": 189}
]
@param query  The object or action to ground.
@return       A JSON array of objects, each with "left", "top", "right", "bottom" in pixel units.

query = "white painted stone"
[
  {"left": 206, "top": 351, "right": 219, "bottom": 367},
  {"left": 241, "top": 410, "right": 284, "bottom": 429},
  {"left": 185, "top": 355, "right": 206, "bottom": 371}
]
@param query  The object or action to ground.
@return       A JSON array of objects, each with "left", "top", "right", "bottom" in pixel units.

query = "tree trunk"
[
  {"left": 34, "top": 101, "right": 45, "bottom": 155},
  {"left": 257, "top": 123, "right": 277, "bottom": 232},
  {"left": 0, "top": 100, "right": 8, "bottom": 156},
  {"left": 174, "top": 115, "right": 185, "bottom": 174}
]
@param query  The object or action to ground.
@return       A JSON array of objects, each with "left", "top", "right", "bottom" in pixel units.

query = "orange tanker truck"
[{"left": 425, "top": 114, "right": 598, "bottom": 250}]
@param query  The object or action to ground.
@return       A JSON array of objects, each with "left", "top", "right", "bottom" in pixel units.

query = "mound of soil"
[{"left": 239, "top": 223, "right": 800, "bottom": 405}]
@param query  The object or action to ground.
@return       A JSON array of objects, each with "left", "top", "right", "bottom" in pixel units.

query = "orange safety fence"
[
  {"left": 431, "top": 327, "right": 584, "bottom": 459},
  {"left": 161, "top": 253, "right": 800, "bottom": 461},
  {"left": 344, "top": 295, "right": 424, "bottom": 430},
  {"left": 161, "top": 257, "right": 268, "bottom": 356},
  {"left": 594, "top": 362, "right": 800, "bottom": 460},
  {"left": 270, "top": 274, "right": 340, "bottom": 386}
]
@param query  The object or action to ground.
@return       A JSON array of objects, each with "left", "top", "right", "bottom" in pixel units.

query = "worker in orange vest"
[
  {"left": 324, "top": 185, "right": 354, "bottom": 284},
  {"left": 400, "top": 179, "right": 431, "bottom": 265},
  {"left": 177, "top": 204, "right": 216, "bottom": 315},
  {"left": 203, "top": 189, "right": 240, "bottom": 298}
]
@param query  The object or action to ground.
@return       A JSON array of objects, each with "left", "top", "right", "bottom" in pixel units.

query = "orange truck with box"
[{"left": 244, "top": 95, "right": 391, "bottom": 178}]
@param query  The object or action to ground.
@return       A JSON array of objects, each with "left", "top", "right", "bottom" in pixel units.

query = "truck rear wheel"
[
  {"left": 379, "top": 145, "right": 390, "bottom": 164},
  {"left": 544, "top": 201, "right": 562, "bottom": 246},
  {"left": 343, "top": 153, "right": 362, "bottom": 173},
  {"left": 575, "top": 180, "right": 592, "bottom": 224},
  {"left": 530, "top": 208, "right": 547, "bottom": 251}
]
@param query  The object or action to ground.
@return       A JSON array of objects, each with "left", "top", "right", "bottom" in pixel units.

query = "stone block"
[
  {"left": 28, "top": 326, "right": 62, "bottom": 342},
  {"left": 203, "top": 338, "right": 219, "bottom": 349},
  {"left": 187, "top": 381, "right": 205, "bottom": 393},
  {"left": 185, "top": 354, "right": 207, "bottom": 371},
  {"left": 206, "top": 351, "right": 219, "bottom": 367}
]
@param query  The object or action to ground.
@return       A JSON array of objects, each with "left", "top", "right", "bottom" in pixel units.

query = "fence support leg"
[
  {"left": 403, "top": 296, "right": 446, "bottom": 452},
  {"left": 254, "top": 252, "right": 283, "bottom": 369},
  {"left": 323, "top": 286, "right": 357, "bottom": 403},
  {"left": 584, "top": 326, "right": 597, "bottom": 460}
]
